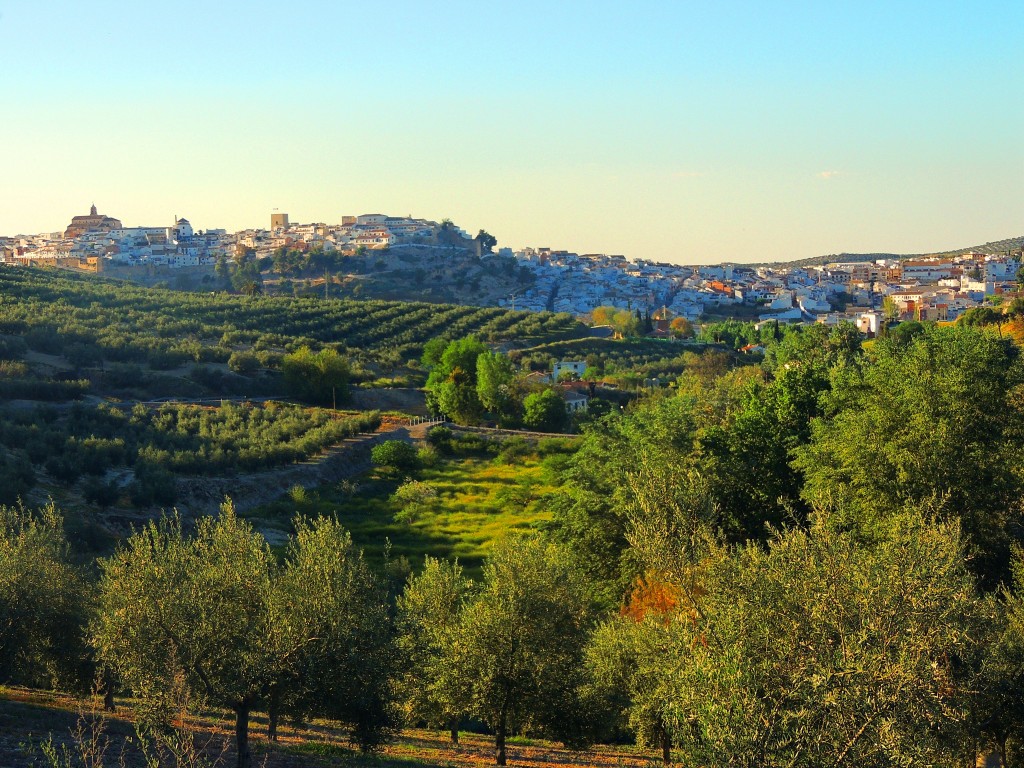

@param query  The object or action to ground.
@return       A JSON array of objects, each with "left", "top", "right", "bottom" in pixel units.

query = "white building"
[{"left": 553, "top": 360, "right": 587, "bottom": 380}]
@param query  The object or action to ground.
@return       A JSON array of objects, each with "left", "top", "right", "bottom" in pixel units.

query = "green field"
[{"left": 245, "top": 436, "right": 575, "bottom": 578}]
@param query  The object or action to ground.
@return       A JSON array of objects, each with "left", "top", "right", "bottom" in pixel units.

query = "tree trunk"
[
  {"left": 661, "top": 727, "right": 672, "bottom": 766},
  {"left": 102, "top": 681, "right": 115, "bottom": 713},
  {"left": 234, "top": 704, "right": 251, "bottom": 768},
  {"left": 268, "top": 690, "right": 280, "bottom": 742},
  {"left": 449, "top": 721, "right": 460, "bottom": 746},
  {"left": 998, "top": 737, "right": 1010, "bottom": 768},
  {"left": 495, "top": 713, "right": 507, "bottom": 766}
]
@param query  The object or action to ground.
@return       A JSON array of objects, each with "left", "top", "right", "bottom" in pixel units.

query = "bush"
[
  {"left": 130, "top": 464, "right": 177, "bottom": 508},
  {"left": 426, "top": 425, "right": 453, "bottom": 450},
  {"left": 0, "top": 453, "right": 35, "bottom": 505},
  {"left": 282, "top": 346, "right": 350, "bottom": 406},
  {"left": 83, "top": 477, "right": 121, "bottom": 508},
  {"left": 495, "top": 437, "right": 533, "bottom": 465},
  {"left": 288, "top": 484, "right": 308, "bottom": 505},
  {"left": 416, "top": 445, "right": 440, "bottom": 468},
  {"left": 45, "top": 454, "right": 82, "bottom": 484},
  {"left": 147, "top": 348, "right": 189, "bottom": 371},
  {"left": 370, "top": 440, "right": 419, "bottom": 471},
  {"left": 522, "top": 389, "right": 568, "bottom": 433},
  {"left": 390, "top": 478, "right": 438, "bottom": 524},
  {"left": 0, "top": 336, "right": 28, "bottom": 360},
  {"left": 228, "top": 351, "right": 260, "bottom": 375}
]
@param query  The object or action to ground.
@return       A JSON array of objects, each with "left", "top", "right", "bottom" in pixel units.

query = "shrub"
[
  {"left": 130, "top": 464, "right": 177, "bottom": 508},
  {"left": 391, "top": 479, "right": 438, "bottom": 524},
  {"left": 228, "top": 351, "right": 260, "bottom": 375},
  {"left": 416, "top": 445, "right": 440, "bottom": 468},
  {"left": 288, "top": 484, "right": 308, "bottom": 505},
  {"left": 0, "top": 336, "right": 28, "bottom": 360},
  {"left": 83, "top": 477, "right": 121, "bottom": 508},
  {"left": 282, "top": 346, "right": 350, "bottom": 406},
  {"left": 370, "top": 440, "right": 419, "bottom": 471},
  {"left": 426, "top": 425, "right": 453, "bottom": 450}
]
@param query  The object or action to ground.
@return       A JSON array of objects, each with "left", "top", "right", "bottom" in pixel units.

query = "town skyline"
[
  {"left": 3, "top": 201, "right": 1021, "bottom": 269},
  {"left": 5, "top": 204, "right": 1021, "bottom": 328}
]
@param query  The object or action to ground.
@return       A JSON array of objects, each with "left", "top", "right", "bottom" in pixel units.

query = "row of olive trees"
[
  {"left": 1, "top": 501, "right": 395, "bottom": 768},
  {"left": 0, "top": 266, "right": 580, "bottom": 376},
  {"left": 3, "top": 499, "right": 595, "bottom": 768},
  {"left": 8, "top": 496, "right": 1024, "bottom": 768},
  {"left": 0, "top": 401, "right": 381, "bottom": 506}
]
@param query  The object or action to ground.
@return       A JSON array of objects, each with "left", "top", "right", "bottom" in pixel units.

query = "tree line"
[{"left": 423, "top": 336, "right": 573, "bottom": 432}]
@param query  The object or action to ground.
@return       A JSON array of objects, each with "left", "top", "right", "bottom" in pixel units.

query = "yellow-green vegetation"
[{"left": 248, "top": 436, "right": 576, "bottom": 578}]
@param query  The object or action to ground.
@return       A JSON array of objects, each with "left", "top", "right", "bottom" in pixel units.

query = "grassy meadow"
[{"left": 244, "top": 434, "right": 577, "bottom": 579}]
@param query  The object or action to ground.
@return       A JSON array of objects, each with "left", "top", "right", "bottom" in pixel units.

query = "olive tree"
[
  {"left": 282, "top": 345, "right": 350, "bottom": 406},
  {"left": 272, "top": 516, "right": 397, "bottom": 750},
  {"left": 632, "top": 511, "right": 984, "bottom": 767},
  {"left": 976, "top": 552, "right": 1024, "bottom": 767},
  {"left": 93, "top": 503, "right": 396, "bottom": 768},
  {"left": 93, "top": 505, "right": 275, "bottom": 768},
  {"left": 396, "top": 557, "right": 472, "bottom": 742},
  {"left": 0, "top": 502, "right": 88, "bottom": 689},
  {"left": 452, "top": 534, "right": 593, "bottom": 765}
]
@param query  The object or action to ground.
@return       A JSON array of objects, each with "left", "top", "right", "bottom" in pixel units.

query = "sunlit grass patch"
[{"left": 246, "top": 441, "right": 571, "bottom": 580}]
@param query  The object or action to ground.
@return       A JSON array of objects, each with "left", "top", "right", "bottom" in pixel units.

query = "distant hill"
[{"left": 774, "top": 235, "right": 1024, "bottom": 269}]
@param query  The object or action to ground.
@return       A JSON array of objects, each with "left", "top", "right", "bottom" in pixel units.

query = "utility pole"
[{"left": 324, "top": 268, "right": 329, "bottom": 300}]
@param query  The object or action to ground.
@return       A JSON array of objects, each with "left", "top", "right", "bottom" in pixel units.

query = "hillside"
[
  {"left": 123, "top": 239, "right": 541, "bottom": 307},
  {"left": 775, "top": 234, "right": 1024, "bottom": 269},
  {"left": 267, "top": 243, "right": 539, "bottom": 307},
  {"left": 0, "top": 266, "right": 582, "bottom": 392}
]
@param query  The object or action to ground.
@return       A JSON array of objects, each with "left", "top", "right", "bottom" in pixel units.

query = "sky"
[{"left": 1, "top": 1, "right": 1021, "bottom": 264}]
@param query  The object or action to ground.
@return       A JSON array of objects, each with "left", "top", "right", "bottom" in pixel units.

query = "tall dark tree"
[
  {"left": 476, "top": 230, "right": 497, "bottom": 253},
  {"left": 424, "top": 336, "right": 488, "bottom": 424}
]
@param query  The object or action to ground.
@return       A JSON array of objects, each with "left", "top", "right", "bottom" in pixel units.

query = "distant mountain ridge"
[{"left": 775, "top": 235, "right": 1024, "bottom": 269}]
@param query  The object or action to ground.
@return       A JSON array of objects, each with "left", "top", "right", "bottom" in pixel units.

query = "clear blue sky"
[{"left": 1, "top": 1, "right": 1021, "bottom": 263}]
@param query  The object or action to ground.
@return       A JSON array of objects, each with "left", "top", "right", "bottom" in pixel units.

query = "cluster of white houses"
[
  {"left": 501, "top": 245, "right": 1022, "bottom": 332},
  {"left": 0, "top": 208, "right": 469, "bottom": 273},
  {"left": 1, "top": 206, "right": 1020, "bottom": 334}
]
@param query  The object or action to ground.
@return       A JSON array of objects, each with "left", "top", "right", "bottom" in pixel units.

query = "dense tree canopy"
[
  {"left": 645, "top": 512, "right": 983, "bottom": 767},
  {"left": 796, "top": 325, "right": 1024, "bottom": 586},
  {"left": 0, "top": 504, "right": 88, "bottom": 690},
  {"left": 396, "top": 557, "right": 472, "bottom": 742},
  {"left": 424, "top": 336, "right": 489, "bottom": 423},
  {"left": 93, "top": 503, "right": 394, "bottom": 768}
]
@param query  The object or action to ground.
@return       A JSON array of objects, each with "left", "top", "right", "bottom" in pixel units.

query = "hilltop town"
[{"left": 2, "top": 205, "right": 1022, "bottom": 332}]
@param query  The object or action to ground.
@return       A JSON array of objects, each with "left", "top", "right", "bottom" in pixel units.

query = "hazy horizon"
[{"left": 2, "top": 1, "right": 1021, "bottom": 265}]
